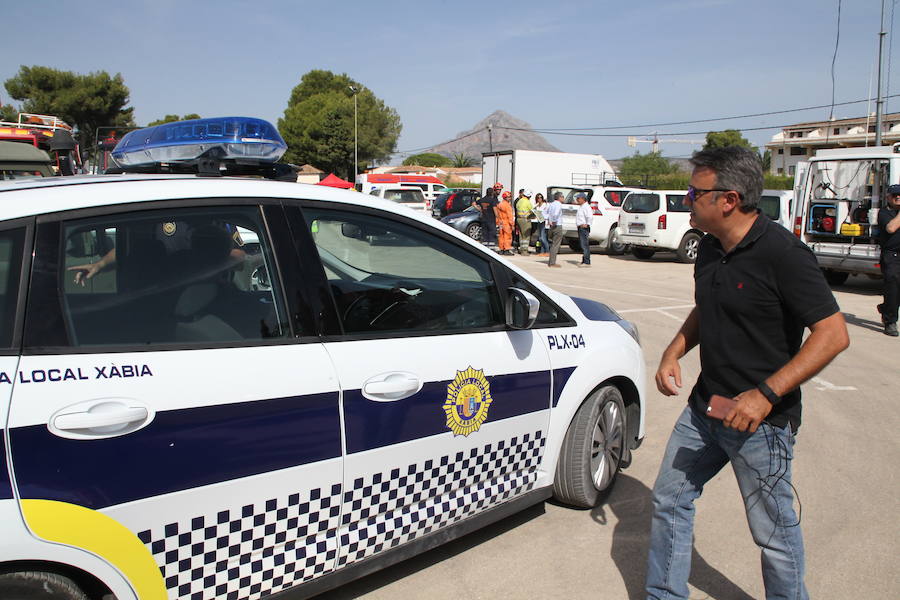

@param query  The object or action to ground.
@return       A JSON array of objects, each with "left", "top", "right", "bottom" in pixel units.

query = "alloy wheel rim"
[{"left": 590, "top": 400, "right": 624, "bottom": 490}]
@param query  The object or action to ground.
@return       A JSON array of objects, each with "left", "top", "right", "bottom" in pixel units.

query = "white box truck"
[
  {"left": 791, "top": 143, "right": 900, "bottom": 284},
  {"left": 481, "top": 150, "right": 619, "bottom": 198}
]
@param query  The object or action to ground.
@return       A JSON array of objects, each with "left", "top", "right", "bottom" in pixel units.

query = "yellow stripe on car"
[{"left": 21, "top": 499, "right": 167, "bottom": 600}]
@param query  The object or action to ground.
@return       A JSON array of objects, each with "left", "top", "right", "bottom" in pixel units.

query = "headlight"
[{"left": 616, "top": 319, "right": 640, "bottom": 345}]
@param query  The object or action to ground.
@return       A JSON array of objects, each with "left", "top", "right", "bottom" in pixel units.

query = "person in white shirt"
[
  {"left": 545, "top": 192, "right": 565, "bottom": 267},
  {"left": 575, "top": 192, "right": 593, "bottom": 267}
]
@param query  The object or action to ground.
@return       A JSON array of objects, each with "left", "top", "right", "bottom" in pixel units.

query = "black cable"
[{"left": 826, "top": 0, "right": 842, "bottom": 146}]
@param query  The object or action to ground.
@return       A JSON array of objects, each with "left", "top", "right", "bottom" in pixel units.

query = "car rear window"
[
  {"left": 623, "top": 193, "right": 659, "bottom": 213},
  {"left": 385, "top": 190, "right": 425, "bottom": 204},
  {"left": 666, "top": 194, "right": 689, "bottom": 212},
  {"left": 759, "top": 195, "right": 782, "bottom": 221}
]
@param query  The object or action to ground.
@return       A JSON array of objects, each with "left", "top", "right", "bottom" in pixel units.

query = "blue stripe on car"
[
  {"left": 10, "top": 392, "right": 341, "bottom": 510},
  {"left": 0, "top": 431, "right": 12, "bottom": 500},
  {"left": 343, "top": 370, "right": 551, "bottom": 454},
  {"left": 552, "top": 367, "right": 577, "bottom": 407}
]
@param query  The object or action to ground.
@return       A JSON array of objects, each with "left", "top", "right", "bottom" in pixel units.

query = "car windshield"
[{"left": 623, "top": 193, "right": 659, "bottom": 213}]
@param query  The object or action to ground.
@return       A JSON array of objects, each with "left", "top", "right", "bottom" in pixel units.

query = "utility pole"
[
  {"left": 349, "top": 86, "right": 359, "bottom": 184},
  {"left": 875, "top": 0, "right": 886, "bottom": 146}
]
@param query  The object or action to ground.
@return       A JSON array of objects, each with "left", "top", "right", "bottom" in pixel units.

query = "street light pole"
[{"left": 349, "top": 86, "right": 358, "bottom": 185}]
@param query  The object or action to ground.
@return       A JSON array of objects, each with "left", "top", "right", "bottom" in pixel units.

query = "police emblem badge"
[
  {"left": 443, "top": 367, "right": 493, "bottom": 436},
  {"left": 162, "top": 222, "right": 177, "bottom": 236}
]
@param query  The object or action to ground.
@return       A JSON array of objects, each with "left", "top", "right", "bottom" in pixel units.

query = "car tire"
[
  {"left": 567, "top": 239, "right": 582, "bottom": 252},
  {"left": 631, "top": 247, "right": 655, "bottom": 260},
  {"left": 606, "top": 225, "right": 627, "bottom": 255},
  {"left": 553, "top": 385, "right": 626, "bottom": 508},
  {"left": 0, "top": 572, "right": 89, "bottom": 600},
  {"left": 823, "top": 269, "right": 849, "bottom": 286},
  {"left": 465, "top": 222, "right": 482, "bottom": 241},
  {"left": 676, "top": 232, "right": 701, "bottom": 263}
]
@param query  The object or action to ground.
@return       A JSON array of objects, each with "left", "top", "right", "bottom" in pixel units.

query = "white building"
[{"left": 766, "top": 112, "right": 900, "bottom": 176}]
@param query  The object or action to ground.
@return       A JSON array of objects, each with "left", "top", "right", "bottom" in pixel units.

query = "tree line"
[{"left": 1, "top": 66, "right": 400, "bottom": 179}]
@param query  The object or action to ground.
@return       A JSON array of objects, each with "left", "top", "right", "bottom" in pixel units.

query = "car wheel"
[
  {"left": 676, "top": 232, "right": 701, "bottom": 263},
  {"left": 567, "top": 239, "right": 582, "bottom": 252},
  {"left": 606, "top": 225, "right": 627, "bottom": 255},
  {"left": 465, "top": 222, "right": 482, "bottom": 241},
  {"left": 553, "top": 385, "right": 626, "bottom": 508},
  {"left": 823, "top": 269, "right": 849, "bottom": 286},
  {"left": 631, "top": 247, "right": 655, "bottom": 260},
  {"left": 0, "top": 572, "right": 89, "bottom": 600}
]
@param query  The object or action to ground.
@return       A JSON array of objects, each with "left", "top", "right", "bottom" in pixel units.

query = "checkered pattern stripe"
[
  {"left": 338, "top": 430, "right": 546, "bottom": 567},
  {"left": 137, "top": 483, "right": 342, "bottom": 600}
]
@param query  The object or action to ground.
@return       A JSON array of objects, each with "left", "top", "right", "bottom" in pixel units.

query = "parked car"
[
  {"left": 432, "top": 189, "right": 481, "bottom": 219},
  {"left": 440, "top": 205, "right": 484, "bottom": 240},
  {"left": 369, "top": 185, "right": 429, "bottom": 213},
  {"left": 0, "top": 168, "right": 646, "bottom": 600},
  {"left": 618, "top": 189, "right": 702, "bottom": 263},
  {"left": 398, "top": 180, "right": 450, "bottom": 202},
  {"left": 548, "top": 185, "right": 645, "bottom": 255},
  {"left": 759, "top": 189, "right": 793, "bottom": 229}
]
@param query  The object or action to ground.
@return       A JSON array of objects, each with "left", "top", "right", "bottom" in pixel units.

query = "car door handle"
[
  {"left": 54, "top": 406, "right": 148, "bottom": 430},
  {"left": 362, "top": 372, "right": 423, "bottom": 402}
]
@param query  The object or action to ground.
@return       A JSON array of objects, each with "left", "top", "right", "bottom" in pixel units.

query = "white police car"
[{"left": 0, "top": 118, "right": 645, "bottom": 600}]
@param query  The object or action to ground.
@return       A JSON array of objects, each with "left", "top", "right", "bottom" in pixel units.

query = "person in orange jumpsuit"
[{"left": 496, "top": 191, "right": 515, "bottom": 254}]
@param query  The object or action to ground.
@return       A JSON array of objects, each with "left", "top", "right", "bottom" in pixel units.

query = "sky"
[{"left": 3, "top": 0, "right": 898, "bottom": 162}]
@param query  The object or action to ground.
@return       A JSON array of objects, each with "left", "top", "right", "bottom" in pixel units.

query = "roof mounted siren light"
[{"left": 111, "top": 117, "right": 287, "bottom": 174}]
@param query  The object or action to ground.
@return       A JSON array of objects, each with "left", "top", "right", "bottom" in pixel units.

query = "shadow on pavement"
[
  {"left": 843, "top": 311, "right": 885, "bottom": 333},
  {"left": 591, "top": 474, "right": 755, "bottom": 600}
]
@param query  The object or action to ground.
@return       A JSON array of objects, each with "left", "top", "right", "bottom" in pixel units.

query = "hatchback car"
[
  {"left": 440, "top": 205, "right": 484, "bottom": 240},
  {"left": 0, "top": 172, "right": 646, "bottom": 600},
  {"left": 368, "top": 185, "right": 429, "bottom": 213}
]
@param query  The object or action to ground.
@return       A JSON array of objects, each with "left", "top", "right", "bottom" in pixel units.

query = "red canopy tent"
[{"left": 317, "top": 173, "right": 354, "bottom": 189}]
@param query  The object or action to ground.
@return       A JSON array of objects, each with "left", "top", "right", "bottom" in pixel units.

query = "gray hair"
[
  {"left": 689, "top": 146, "right": 763, "bottom": 212},
  {"left": 553, "top": 191, "right": 564, "bottom": 201}
]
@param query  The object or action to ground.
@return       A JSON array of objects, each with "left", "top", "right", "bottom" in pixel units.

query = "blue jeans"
[
  {"left": 578, "top": 226, "right": 591, "bottom": 264},
  {"left": 535, "top": 222, "right": 549, "bottom": 253},
  {"left": 646, "top": 405, "right": 806, "bottom": 600}
]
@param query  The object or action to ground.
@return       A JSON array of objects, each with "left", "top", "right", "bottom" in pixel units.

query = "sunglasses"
[{"left": 686, "top": 185, "right": 739, "bottom": 202}]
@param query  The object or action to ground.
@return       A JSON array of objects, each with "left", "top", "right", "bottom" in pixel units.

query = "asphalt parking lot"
[{"left": 320, "top": 247, "right": 900, "bottom": 600}]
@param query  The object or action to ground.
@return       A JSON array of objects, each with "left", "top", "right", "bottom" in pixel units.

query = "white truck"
[
  {"left": 481, "top": 149, "right": 619, "bottom": 198},
  {"left": 791, "top": 144, "right": 900, "bottom": 285}
]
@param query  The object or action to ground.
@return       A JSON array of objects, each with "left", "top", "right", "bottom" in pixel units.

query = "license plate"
[{"left": 628, "top": 223, "right": 645, "bottom": 233}]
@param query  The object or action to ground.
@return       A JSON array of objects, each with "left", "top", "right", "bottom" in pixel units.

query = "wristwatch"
[{"left": 757, "top": 381, "right": 781, "bottom": 405}]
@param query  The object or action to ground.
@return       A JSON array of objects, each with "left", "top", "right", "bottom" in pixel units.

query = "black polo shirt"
[
  {"left": 877, "top": 206, "right": 900, "bottom": 251},
  {"left": 688, "top": 213, "right": 840, "bottom": 431}
]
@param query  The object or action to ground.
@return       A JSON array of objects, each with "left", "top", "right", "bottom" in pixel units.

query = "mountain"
[{"left": 427, "top": 110, "right": 559, "bottom": 159}]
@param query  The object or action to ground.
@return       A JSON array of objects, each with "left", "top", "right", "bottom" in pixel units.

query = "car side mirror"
[
  {"left": 506, "top": 287, "right": 539, "bottom": 330},
  {"left": 341, "top": 223, "right": 363, "bottom": 239}
]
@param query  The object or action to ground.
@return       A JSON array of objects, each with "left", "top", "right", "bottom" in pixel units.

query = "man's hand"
[
  {"left": 655, "top": 354, "right": 683, "bottom": 396},
  {"left": 67, "top": 262, "right": 102, "bottom": 286},
  {"left": 723, "top": 388, "right": 773, "bottom": 433}
]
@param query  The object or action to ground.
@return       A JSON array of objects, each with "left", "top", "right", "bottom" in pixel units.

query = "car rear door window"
[
  {"left": 57, "top": 206, "right": 289, "bottom": 347},
  {"left": 623, "top": 193, "right": 659, "bottom": 213},
  {"left": 666, "top": 194, "right": 689, "bottom": 212},
  {"left": 759, "top": 195, "right": 782, "bottom": 221},
  {"left": 303, "top": 207, "right": 504, "bottom": 335},
  {"left": 604, "top": 190, "right": 627, "bottom": 207}
]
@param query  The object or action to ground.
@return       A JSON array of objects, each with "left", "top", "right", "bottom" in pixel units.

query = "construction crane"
[{"left": 627, "top": 133, "right": 705, "bottom": 153}]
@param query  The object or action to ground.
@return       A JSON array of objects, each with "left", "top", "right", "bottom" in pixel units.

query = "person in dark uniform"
[
  {"left": 877, "top": 184, "right": 900, "bottom": 337},
  {"left": 477, "top": 186, "right": 499, "bottom": 249}
]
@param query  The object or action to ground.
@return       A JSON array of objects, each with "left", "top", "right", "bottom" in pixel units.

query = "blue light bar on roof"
[{"left": 111, "top": 116, "right": 287, "bottom": 166}]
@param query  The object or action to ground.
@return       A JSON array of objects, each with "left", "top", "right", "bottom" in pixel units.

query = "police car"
[{"left": 0, "top": 118, "right": 646, "bottom": 600}]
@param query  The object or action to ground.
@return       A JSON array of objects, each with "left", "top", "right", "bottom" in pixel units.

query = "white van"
[
  {"left": 618, "top": 190, "right": 703, "bottom": 263},
  {"left": 759, "top": 189, "right": 793, "bottom": 229},
  {"left": 548, "top": 185, "right": 646, "bottom": 254},
  {"left": 398, "top": 181, "right": 449, "bottom": 202}
]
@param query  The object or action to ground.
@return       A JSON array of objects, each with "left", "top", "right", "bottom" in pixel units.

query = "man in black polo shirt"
[
  {"left": 645, "top": 147, "right": 849, "bottom": 600},
  {"left": 877, "top": 184, "right": 900, "bottom": 337}
]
